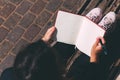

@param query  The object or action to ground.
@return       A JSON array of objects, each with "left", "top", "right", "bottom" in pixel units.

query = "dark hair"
[{"left": 13, "top": 40, "right": 60, "bottom": 80}]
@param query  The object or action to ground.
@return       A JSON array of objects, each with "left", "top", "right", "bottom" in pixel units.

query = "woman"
[{"left": 0, "top": 26, "right": 105, "bottom": 80}]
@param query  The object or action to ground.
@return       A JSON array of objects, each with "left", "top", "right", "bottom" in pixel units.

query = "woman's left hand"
[{"left": 42, "top": 26, "right": 56, "bottom": 43}]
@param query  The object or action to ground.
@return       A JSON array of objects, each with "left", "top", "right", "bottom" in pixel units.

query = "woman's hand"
[
  {"left": 42, "top": 26, "right": 56, "bottom": 43},
  {"left": 90, "top": 37, "right": 105, "bottom": 63}
]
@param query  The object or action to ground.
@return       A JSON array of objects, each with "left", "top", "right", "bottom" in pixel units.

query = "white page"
[
  {"left": 55, "top": 11, "right": 84, "bottom": 45},
  {"left": 75, "top": 17, "right": 105, "bottom": 56}
]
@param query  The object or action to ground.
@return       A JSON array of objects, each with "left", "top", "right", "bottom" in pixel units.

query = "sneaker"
[
  {"left": 86, "top": 8, "right": 102, "bottom": 23},
  {"left": 98, "top": 12, "right": 116, "bottom": 30}
]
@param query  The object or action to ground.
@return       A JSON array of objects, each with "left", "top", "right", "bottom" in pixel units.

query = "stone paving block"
[
  {"left": 30, "top": 0, "right": 46, "bottom": 15},
  {"left": 23, "top": 24, "right": 41, "bottom": 41},
  {"left": 0, "top": 0, "right": 6, "bottom": 7},
  {"left": 46, "top": 0, "right": 63, "bottom": 12},
  {"left": 0, "top": 18, "right": 4, "bottom": 25},
  {"left": 35, "top": 10, "right": 52, "bottom": 27},
  {"left": 3, "top": 13, "right": 21, "bottom": 29},
  {"left": 6, "top": 26, "right": 24, "bottom": 43},
  {"left": 0, "top": 40, "right": 13, "bottom": 58},
  {"left": 29, "top": 0, "right": 37, "bottom": 3},
  {"left": 0, "top": 54, "right": 15, "bottom": 72},
  {"left": 19, "top": 12, "right": 36, "bottom": 28},
  {"left": 0, "top": 3, "right": 16, "bottom": 18},
  {"left": 9, "top": 0, "right": 23, "bottom": 5},
  {"left": 44, "top": 0, "right": 50, "bottom": 2},
  {"left": 40, "top": 21, "right": 54, "bottom": 36},
  {"left": 12, "top": 39, "right": 29, "bottom": 55},
  {"left": 16, "top": 0, "right": 32, "bottom": 15},
  {"left": 0, "top": 27, "right": 9, "bottom": 42}
]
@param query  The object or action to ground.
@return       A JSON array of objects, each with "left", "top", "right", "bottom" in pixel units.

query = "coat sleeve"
[
  {"left": 66, "top": 61, "right": 105, "bottom": 80},
  {"left": 78, "top": 62, "right": 105, "bottom": 80},
  {"left": 0, "top": 68, "right": 17, "bottom": 80}
]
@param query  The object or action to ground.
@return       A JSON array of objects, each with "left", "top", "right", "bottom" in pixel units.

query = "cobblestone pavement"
[{"left": 0, "top": 0, "right": 120, "bottom": 75}]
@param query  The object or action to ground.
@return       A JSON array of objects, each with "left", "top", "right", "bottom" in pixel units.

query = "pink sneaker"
[
  {"left": 98, "top": 12, "right": 116, "bottom": 30},
  {"left": 86, "top": 8, "right": 102, "bottom": 23}
]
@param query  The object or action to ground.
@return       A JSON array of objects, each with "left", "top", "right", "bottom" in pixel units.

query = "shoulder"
[
  {"left": 1, "top": 67, "right": 14, "bottom": 76},
  {"left": 0, "top": 67, "right": 16, "bottom": 80}
]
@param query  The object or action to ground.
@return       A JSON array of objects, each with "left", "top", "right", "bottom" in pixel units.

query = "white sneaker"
[
  {"left": 98, "top": 12, "right": 116, "bottom": 30},
  {"left": 86, "top": 8, "right": 102, "bottom": 23}
]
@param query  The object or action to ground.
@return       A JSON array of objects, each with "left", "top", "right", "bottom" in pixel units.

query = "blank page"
[
  {"left": 76, "top": 17, "right": 105, "bottom": 56},
  {"left": 55, "top": 11, "right": 84, "bottom": 45}
]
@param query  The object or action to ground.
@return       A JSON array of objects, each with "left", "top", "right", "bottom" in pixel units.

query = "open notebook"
[{"left": 55, "top": 10, "right": 105, "bottom": 56}]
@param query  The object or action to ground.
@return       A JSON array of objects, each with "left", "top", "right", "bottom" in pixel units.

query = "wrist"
[
  {"left": 42, "top": 37, "right": 47, "bottom": 42},
  {"left": 41, "top": 37, "right": 49, "bottom": 44},
  {"left": 90, "top": 56, "right": 99, "bottom": 63}
]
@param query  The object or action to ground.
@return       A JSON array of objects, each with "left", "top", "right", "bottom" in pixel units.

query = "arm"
[
  {"left": 42, "top": 26, "right": 75, "bottom": 62},
  {"left": 0, "top": 68, "right": 16, "bottom": 80},
  {"left": 82, "top": 37, "right": 106, "bottom": 80}
]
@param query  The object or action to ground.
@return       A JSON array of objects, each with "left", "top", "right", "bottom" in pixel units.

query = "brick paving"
[{"left": 0, "top": 0, "right": 120, "bottom": 75}]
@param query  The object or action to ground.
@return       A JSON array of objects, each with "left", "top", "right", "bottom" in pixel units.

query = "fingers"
[
  {"left": 99, "top": 37, "right": 105, "bottom": 44},
  {"left": 47, "top": 26, "right": 56, "bottom": 36},
  {"left": 92, "top": 37, "right": 105, "bottom": 53},
  {"left": 42, "top": 26, "right": 56, "bottom": 43},
  {"left": 90, "top": 37, "right": 105, "bottom": 62},
  {"left": 94, "top": 37, "right": 105, "bottom": 46},
  {"left": 93, "top": 37, "right": 100, "bottom": 47}
]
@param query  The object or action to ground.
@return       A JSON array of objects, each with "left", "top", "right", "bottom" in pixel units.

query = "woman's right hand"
[{"left": 90, "top": 37, "right": 105, "bottom": 63}]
